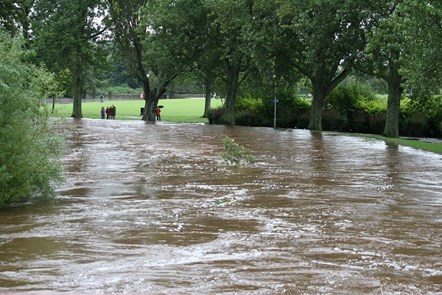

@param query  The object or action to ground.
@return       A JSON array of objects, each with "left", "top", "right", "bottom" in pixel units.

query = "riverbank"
[
  {"left": 48, "top": 99, "right": 442, "bottom": 155},
  {"left": 353, "top": 133, "right": 442, "bottom": 155}
]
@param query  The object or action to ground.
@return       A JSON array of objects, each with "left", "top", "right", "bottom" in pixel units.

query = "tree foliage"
[
  {"left": 5, "top": 0, "right": 439, "bottom": 136},
  {"left": 0, "top": 30, "right": 62, "bottom": 207},
  {"left": 275, "top": 0, "right": 379, "bottom": 130},
  {"left": 107, "top": 0, "right": 155, "bottom": 120},
  {"left": 201, "top": 0, "right": 256, "bottom": 125},
  {"left": 0, "top": 0, "right": 33, "bottom": 38},
  {"left": 354, "top": 1, "right": 406, "bottom": 137},
  {"left": 32, "top": 0, "right": 107, "bottom": 118},
  {"left": 402, "top": 0, "right": 442, "bottom": 97},
  {"left": 143, "top": 0, "right": 204, "bottom": 99}
]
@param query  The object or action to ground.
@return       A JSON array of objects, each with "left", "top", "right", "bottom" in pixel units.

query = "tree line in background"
[{"left": 1, "top": 0, "right": 441, "bottom": 137}]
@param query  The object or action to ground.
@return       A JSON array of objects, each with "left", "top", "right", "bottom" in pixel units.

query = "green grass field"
[{"left": 49, "top": 98, "right": 224, "bottom": 123}]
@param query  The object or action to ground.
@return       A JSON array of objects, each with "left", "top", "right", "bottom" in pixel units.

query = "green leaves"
[
  {"left": 0, "top": 31, "right": 62, "bottom": 207},
  {"left": 401, "top": 0, "right": 442, "bottom": 97},
  {"left": 221, "top": 136, "right": 255, "bottom": 165}
]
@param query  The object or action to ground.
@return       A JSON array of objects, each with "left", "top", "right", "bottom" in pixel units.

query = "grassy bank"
[
  {"left": 355, "top": 134, "right": 442, "bottom": 155},
  {"left": 49, "top": 98, "right": 224, "bottom": 123}
]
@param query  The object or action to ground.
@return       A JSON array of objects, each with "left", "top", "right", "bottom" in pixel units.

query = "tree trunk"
[
  {"left": 203, "top": 91, "right": 212, "bottom": 118},
  {"left": 146, "top": 91, "right": 163, "bottom": 121},
  {"left": 71, "top": 63, "right": 83, "bottom": 119},
  {"left": 308, "top": 84, "right": 327, "bottom": 131},
  {"left": 307, "top": 66, "right": 350, "bottom": 131},
  {"left": 143, "top": 76, "right": 176, "bottom": 122},
  {"left": 223, "top": 64, "right": 240, "bottom": 125},
  {"left": 143, "top": 99, "right": 154, "bottom": 122},
  {"left": 141, "top": 78, "right": 155, "bottom": 121},
  {"left": 202, "top": 78, "right": 213, "bottom": 118},
  {"left": 383, "top": 69, "right": 402, "bottom": 138}
]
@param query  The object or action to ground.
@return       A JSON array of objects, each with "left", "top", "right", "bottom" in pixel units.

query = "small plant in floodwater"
[
  {"left": 222, "top": 136, "right": 255, "bottom": 165},
  {"left": 214, "top": 197, "right": 232, "bottom": 205}
]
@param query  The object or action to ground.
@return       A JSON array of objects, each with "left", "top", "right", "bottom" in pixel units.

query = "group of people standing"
[
  {"left": 99, "top": 104, "right": 162, "bottom": 121},
  {"left": 101, "top": 105, "right": 116, "bottom": 119}
]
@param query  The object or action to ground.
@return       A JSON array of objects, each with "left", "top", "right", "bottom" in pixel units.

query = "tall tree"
[
  {"left": 355, "top": 2, "right": 406, "bottom": 138},
  {"left": 243, "top": 0, "right": 301, "bottom": 107},
  {"left": 203, "top": 0, "right": 256, "bottom": 125},
  {"left": 32, "top": 0, "right": 107, "bottom": 118},
  {"left": 144, "top": 0, "right": 222, "bottom": 118},
  {"left": 109, "top": 0, "right": 211, "bottom": 122},
  {"left": 197, "top": 49, "right": 224, "bottom": 118},
  {"left": 276, "top": 0, "right": 376, "bottom": 130},
  {"left": 107, "top": 0, "right": 155, "bottom": 120},
  {"left": 142, "top": 0, "right": 210, "bottom": 116},
  {"left": 191, "top": 4, "right": 224, "bottom": 118}
]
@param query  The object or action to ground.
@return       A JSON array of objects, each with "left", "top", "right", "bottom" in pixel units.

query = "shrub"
[
  {"left": 325, "top": 81, "right": 386, "bottom": 133},
  {"left": 403, "top": 115, "right": 429, "bottom": 137},
  {"left": 207, "top": 106, "right": 225, "bottom": 124},
  {"left": 322, "top": 109, "right": 347, "bottom": 131},
  {"left": 294, "top": 113, "right": 310, "bottom": 129},
  {"left": 368, "top": 113, "right": 386, "bottom": 134},
  {"left": 277, "top": 98, "right": 311, "bottom": 128},
  {"left": 208, "top": 87, "right": 442, "bottom": 139},
  {"left": 401, "top": 95, "right": 442, "bottom": 138},
  {"left": 235, "top": 109, "right": 269, "bottom": 127},
  {"left": 326, "top": 81, "right": 376, "bottom": 116},
  {"left": 357, "top": 97, "right": 386, "bottom": 115},
  {"left": 234, "top": 95, "right": 311, "bottom": 128},
  {"left": 0, "top": 31, "right": 62, "bottom": 207}
]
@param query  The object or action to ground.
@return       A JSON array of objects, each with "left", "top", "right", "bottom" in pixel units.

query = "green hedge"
[{"left": 208, "top": 84, "right": 442, "bottom": 138}]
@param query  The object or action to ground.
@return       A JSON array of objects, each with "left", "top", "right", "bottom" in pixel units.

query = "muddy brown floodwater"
[{"left": 0, "top": 119, "right": 441, "bottom": 294}]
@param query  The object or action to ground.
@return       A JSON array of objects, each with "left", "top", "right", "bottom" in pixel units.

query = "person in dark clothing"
[{"left": 112, "top": 105, "right": 116, "bottom": 119}]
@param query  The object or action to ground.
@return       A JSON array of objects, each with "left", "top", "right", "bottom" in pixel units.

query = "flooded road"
[{"left": 0, "top": 119, "right": 441, "bottom": 294}]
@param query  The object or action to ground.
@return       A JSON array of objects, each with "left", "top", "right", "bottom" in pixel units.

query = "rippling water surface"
[{"left": 1, "top": 119, "right": 441, "bottom": 294}]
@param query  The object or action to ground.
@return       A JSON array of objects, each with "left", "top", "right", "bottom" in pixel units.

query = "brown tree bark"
[
  {"left": 383, "top": 66, "right": 402, "bottom": 138},
  {"left": 223, "top": 63, "right": 240, "bottom": 125},
  {"left": 307, "top": 67, "right": 351, "bottom": 130},
  {"left": 71, "top": 54, "right": 83, "bottom": 119}
]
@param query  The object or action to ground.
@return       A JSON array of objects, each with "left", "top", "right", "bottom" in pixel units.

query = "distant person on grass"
[{"left": 154, "top": 107, "right": 161, "bottom": 121}]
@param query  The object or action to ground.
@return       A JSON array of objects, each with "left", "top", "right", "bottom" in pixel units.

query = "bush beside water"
[{"left": 0, "top": 32, "right": 62, "bottom": 208}]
